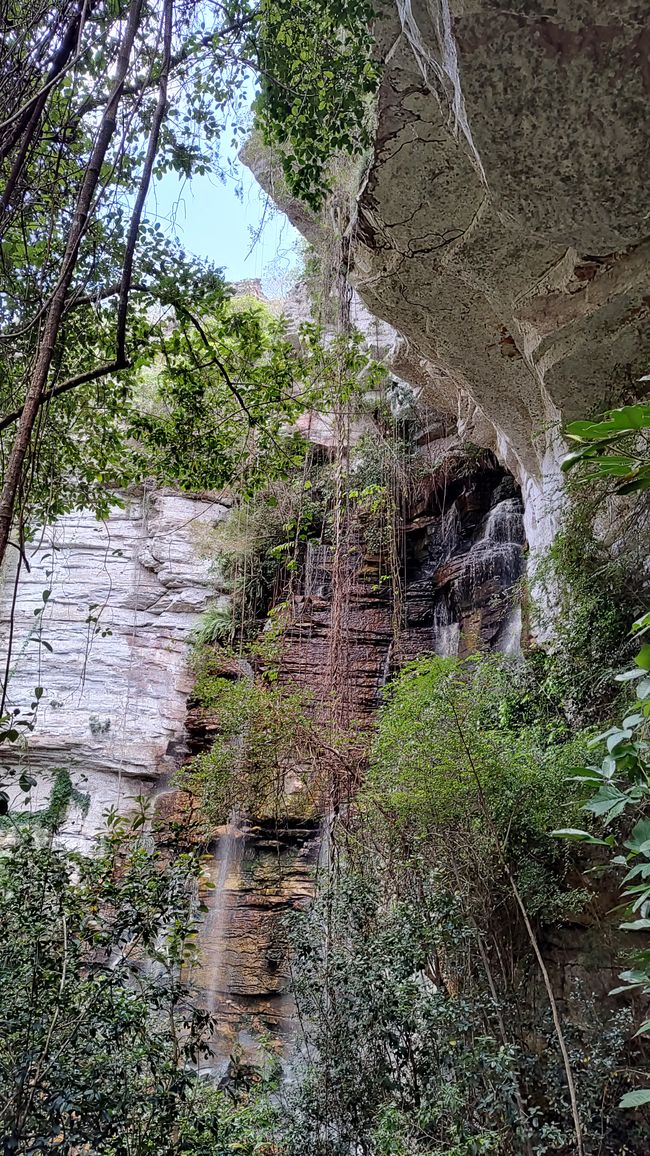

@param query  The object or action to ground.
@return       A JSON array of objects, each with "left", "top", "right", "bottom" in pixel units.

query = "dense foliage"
[
  {"left": 0, "top": 0, "right": 379, "bottom": 564},
  {"left": 555, "top": 611, "right": 650, "bottom": 1109},
  {"left": 366, "top": 655, "right": 588, "bottom": 920},
  {"left": 286, "top": 866, "right": 640, "bottom": 1156},
  {"left": 176, "top": 657, "right": 323, "bottom": 826},
  {"left": 255, "top": 0, "right": 379, "bottom": 205},
  {"left": 0, "top": 806, "right": 212, "bottom": 1153}
]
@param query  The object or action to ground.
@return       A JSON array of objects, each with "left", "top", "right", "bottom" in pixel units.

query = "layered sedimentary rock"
[
  {"left": 0, "top": 487, "right": 230, "bottom": 844},
  {"left": 198, "top": 817, "right": 321, "bottom": 1068},
  {"left": 277, "top": 445, "right": 525, "bottom": 730}
]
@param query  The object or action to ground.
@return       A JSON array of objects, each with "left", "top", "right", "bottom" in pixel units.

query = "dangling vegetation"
[{"left": 0, "top": 0, "right": 649, "bottom": 1147}]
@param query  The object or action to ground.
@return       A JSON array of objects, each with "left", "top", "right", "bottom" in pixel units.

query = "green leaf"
[
  {"left": 635, "top": 643, "right": 650, "bottom": 671},
  {"left": 614, "top": 667, "right": 646, "bottom": 682},
  {"left": 625, "top": 819, "right": 650, "bottom": 854},
  {"left": 619, "top": 1089, "right": 650, "bottom": 1109},
  {"left": 552, "top": 828, "right": 614, "bottom": 846},
  {"left": 632, "top": 612, "right": 650, "bottom": 636}
]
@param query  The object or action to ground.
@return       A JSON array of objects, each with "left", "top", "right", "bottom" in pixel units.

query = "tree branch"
[
  {"left": 74, "top": 14, "right": 257, "bottom": 119},
  {"left": 175, "top": 304, "right": 258, "bottom": 427},
  {"left": 116, "top": 0, "right": 173, "bottom": 363},
  {"left": 0, "top": 359, "right": 130, "bottom": 434},
  {"left": 0, "top": 0, "right": 145, "bottom": 567}
]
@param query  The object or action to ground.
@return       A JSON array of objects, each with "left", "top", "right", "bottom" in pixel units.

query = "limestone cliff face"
[
  {"left": 0, "top": 488, "right": 230, "bottom": 844},
  {"left": 245, "top": 1, "right": 650, "bottom": 551},
  {"left": 353, "top": 0, "right": 649, "bottom": 547}
]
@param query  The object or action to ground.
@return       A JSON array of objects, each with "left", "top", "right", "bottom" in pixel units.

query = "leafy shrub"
[
  {"left": 0, "top": 808, "right": 212, "bottom": 1154},
  {"left": 177, "top": 672, "right": 321, "bottom": 826},
  {"left": 285, "top": 867, "right": 638, "bottom": 1155},
  {"left": 555, "top": 610, "right": 650, "bottom": 1110},
  {"left": 365, "top": 654, "right": 589, "bottom": 920},
  {"left": 189, "top": 604, "right": 234, "bottom": 647}
]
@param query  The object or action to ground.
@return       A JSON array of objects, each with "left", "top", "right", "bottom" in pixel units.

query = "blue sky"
[{"left": 147, "top": 163, "right": 301, "bottom": 295}]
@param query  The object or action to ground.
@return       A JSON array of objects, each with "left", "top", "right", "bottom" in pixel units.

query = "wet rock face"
[
  {"left": 401, "top": 461, "right": 525, "bottom": 661},
  {"left": 350, "top": 1, "right": 650, "bottom": 548},
  {"left": 276, "top": 449, "right": 525, "bottom": 729},
  {"left": 0, "top": 488, "right": 230, "bottom": 844},
  {"left": 199, "top": 819, "right": 321, "bottom": 1068}
]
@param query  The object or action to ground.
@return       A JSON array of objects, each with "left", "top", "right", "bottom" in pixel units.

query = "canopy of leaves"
[
  {"left": 0, "top": 0, "right": 380, "bottom": 554},
  {"left": 254, "top": 0, "right": 380, "bottom": 206}
]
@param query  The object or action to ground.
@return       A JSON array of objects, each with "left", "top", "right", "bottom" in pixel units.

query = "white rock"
[{"left": 0, "top": 488, "right": 230, "bottom": 846}]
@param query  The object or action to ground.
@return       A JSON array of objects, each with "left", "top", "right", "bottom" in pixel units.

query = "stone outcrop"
[
  {"left": 0, "top": 487, "right": 230, "bottom": 844},
  {"left": 244, "top": 1, "right": 650, "bottom": 552},
  {"left": 198, "top": 817, "right": 321, "bottom": 1070},
  {"left": 276, "top": 444, "right": 524, "bottom": 735},
  {"left": 352, "top": 0, "right": 650, "bottom": 548}
]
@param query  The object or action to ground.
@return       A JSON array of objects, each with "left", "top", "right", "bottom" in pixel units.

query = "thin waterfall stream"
[{"left": 202, "top": 810, "right": 247, "bottom": 1010}]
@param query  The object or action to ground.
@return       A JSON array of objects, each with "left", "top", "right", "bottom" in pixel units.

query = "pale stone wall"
[
  {"left": 244, "top": 1, "right": 650, "bottom": 554},
  {"left": 0, "top": 487, "right": 230, "bottom": 846}
]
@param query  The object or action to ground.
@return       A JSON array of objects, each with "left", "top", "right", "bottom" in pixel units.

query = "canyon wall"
[
  {"left": 0, "top": 440, "right": 527, "bottom": 1069},
  {"left": 245, "top": 0, "right": 650, "bottom": 552},
  {"left": 358, "top": 1, "right": 649, "bottom": 547},
  {"left": 0, "top": 487, "right": 230, "bottom": 844}
]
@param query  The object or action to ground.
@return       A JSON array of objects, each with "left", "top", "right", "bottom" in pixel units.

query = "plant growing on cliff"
[
  {"left": 254, "top": 0, "right": 380, "bottom": 207},
  {"left": 366, "top": 654, "right": 588, "bottom": 921},
  {"left": 176, "top": 670, "right": 324, "bottom": 826},
  {"left": 533, "top": 502, "right": 644, "bottom": 722},
  {"left": 555, "top": 611, "right": 650, "bottom": 1110},
  {"left": 562, "top": 400, "right": 650, "bottom": 494}
]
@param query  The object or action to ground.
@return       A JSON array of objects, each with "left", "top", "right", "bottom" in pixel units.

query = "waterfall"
[
  {"left": 395, "top": 0, "right": 486, "bottom": 181},
  {"left": 442, "top": 501, "right": 463, "bottom": 554},
  {"left": 432, "top": 597, "right": 460, "bottom": 657},
  {"left": 479, "top": 498, "right": 526, "bottom": 546},
  {"left": 201, "top": 811, "right": 246, "bottom": 1006},
  {"left": 495, "top": 604, "right": 522, "bottom": 656},
  {"left": 304, "top": 542, "right": 333, "bottom": 598}
]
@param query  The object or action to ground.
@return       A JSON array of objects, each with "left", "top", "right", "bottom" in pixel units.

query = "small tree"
[{"left": 0, "top": 802, "right": 213, "bottom": 1154}]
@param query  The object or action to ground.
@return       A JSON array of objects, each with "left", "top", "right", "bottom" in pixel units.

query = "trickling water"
[
  {"left": 479, "top": 499, "right": 526, "bottom": 546},
  {"left": 395, "top": 0, "right": 486, "bottom": 180},
  {"left": 495, "top": 604, "right": 522, "bottom": 656},
  {"left": 430, "top": 595, "right": 460, "bottom": 657},
  {"left": 316, "top": 809, "right": 337, "bottom": 878},
  {"left": 442, "top": 502, "right": 463, "bottom": 554},
  {"left": 305, "top": 542, "right": 333, "bottom": 599},
  {"left": 379, "top": 639, "right": 393, "bottom": 689},
  {"left": 453, "top": 541, "right": 524, "bottom": 604},
  {"left": 201, "top": 811, "right": 246, "bottom": 1007}
]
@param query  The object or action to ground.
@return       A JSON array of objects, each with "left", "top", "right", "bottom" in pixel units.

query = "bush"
[
  {"left": 285, "top": 867, "right": 639, "bottom": 1155},
  {"left": 364, "top": 655, "right": 589, "bottom": 920},
  {"left": 177, "top": 671, "right": 322, "bottom": 827},
  {"left": 0, "top": 808, "right": 212, "bottom": 1154}
]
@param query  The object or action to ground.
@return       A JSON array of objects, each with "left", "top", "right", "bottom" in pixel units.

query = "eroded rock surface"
[
  {"left": 0, "top": 488, "right": 229, "bottom": 844},
  {"left": 351, "top": 0, "right": 650, "bottom": 547},
  {"left": 244, "top": 2, "right": 650, "bottom": 552}
]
